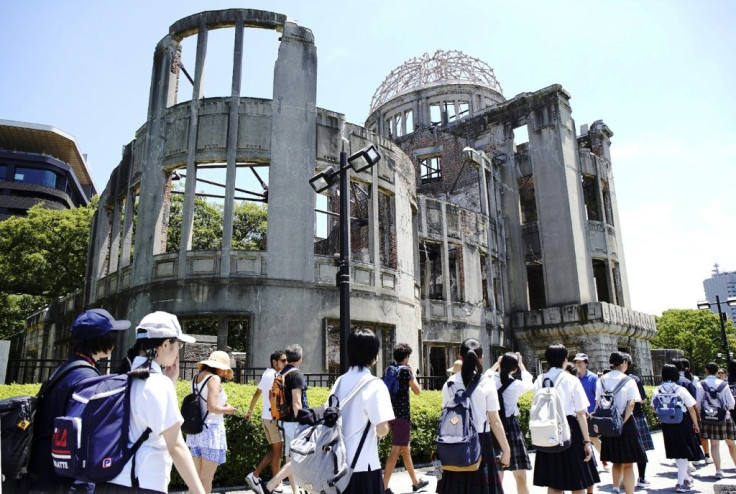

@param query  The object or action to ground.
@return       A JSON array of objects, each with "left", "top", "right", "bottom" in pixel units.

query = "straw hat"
[
  {"left": 447, "top": 359, "right": 462, "bottom": 375},
  {"left": 198, "top": 351, "right": 234, "bottom": 380}
]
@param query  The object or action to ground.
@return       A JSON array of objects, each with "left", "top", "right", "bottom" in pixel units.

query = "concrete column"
[
  {"left": 527, "top": 94, "right": 595, "bottom": 306},
  {"left": 440, "top": 201, "right": 452, "bottom": 321},
  {"left": 178, "top": 25, "right": 208, "bottom": 276},
  {"left": 371, "top": 166, "right": 380, "bottom": 293},
  {"left": 265, "top": 22, "right": 317, "bottom": 282},
  {"left": 220, "top": 20, "right": 244, "bottom": 276}
]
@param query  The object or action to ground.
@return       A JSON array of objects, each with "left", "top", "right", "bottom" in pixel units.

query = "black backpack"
[
  {"left": 700, "top": 381, "right": 729, "bottom": 424},
  {"left": 0, "top": 359, "right": 96, "bottom": 481},
  {"left": 180, "top": 373, "right": 214, "bottom": 435}
]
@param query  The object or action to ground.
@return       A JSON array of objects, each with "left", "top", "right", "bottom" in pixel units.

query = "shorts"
[
  {"left": 262, "top": 419, "right": 283, "bottom": 444},
  {"left": 281, "top": 421, "right": 299, "bottom": 456},
  {"left": 390, "top": 418, "right": 411, "bottom": 446}
]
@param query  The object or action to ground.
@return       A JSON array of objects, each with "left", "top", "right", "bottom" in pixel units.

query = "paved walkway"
[{"left": 191, "top": 430, "right": 736, "bottom": 494}]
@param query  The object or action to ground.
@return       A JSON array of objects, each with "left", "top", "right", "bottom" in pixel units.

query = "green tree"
[
  {"left": 0, "top": 200, "right": 97, "bottom": 298},
  {"left": 0, "top": 293, "right": 45, "bottom": 339},
  {"left": 651, "top": 308, "right": 736, "bottom": 374},
  {"left": 233, "top": 201, "right": 267, "bottom": 250}
]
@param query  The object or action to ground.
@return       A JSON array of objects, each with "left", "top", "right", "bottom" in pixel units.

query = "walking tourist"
[
  {"left": 185, "top": 350, "right": 238, "bottom": 493},
  {"left": 652, "top": 364, "right": 702, "bottom": 492},
  {"left": 622, "top": 353, "right": 653, "bottom": 489},
  {"left": 382, "top": 343, "right": 428, "bottom": 494},
  {"left": 28, "top": 308, "right": 130, "bottom": 493},
  {"left": 94, "top": 311, "right": 205, "bottom": 494},
  {"left": 676, "top": 358, "right": 709, "bottom": 465},
  {"left": 244, "top": 350, "right": 287, "bottom": 494},
  {"left": 533, "top": 343, "right": 596, "bottom": 494},
  {"left": 486, "top": 352, "right": 533, "bottom": 494},
  {"left": 437, "top": 337, "right": 510, "bottom": 494},
  {"left": 596, "top": 351, "right": 646, "bottom": 494},
  {"left": 573, "top": 352, "right": 606, "bottom": 474},
  {"left": 696, "top": 362, "right": 736, "bottom": 480}
]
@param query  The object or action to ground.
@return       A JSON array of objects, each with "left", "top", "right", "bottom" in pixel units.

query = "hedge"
[{"left": 0, "top": 382, "right": 662, "bottom": 488}]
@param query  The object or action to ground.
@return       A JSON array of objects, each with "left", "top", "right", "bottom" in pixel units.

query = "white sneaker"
[
  {"left": 245, "top": 472, "right": 265, "bottom": 494},
  {"left": 687, "top": 463, "right": 696, "bottom": 474},
  {"left": 675, "top": 484, "right": 689, "bottom": 493},
  {"left": 636, "top": 478, "right": 651, "bottom": 488},
  {"left": 716, "top": 470, "right": 725, "bottom": 480},
  {"left": 272, "top": 482, "right": 285, "bottom": 493}
]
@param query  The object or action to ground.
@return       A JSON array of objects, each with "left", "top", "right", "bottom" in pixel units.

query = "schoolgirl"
[
  {"left": 652, "top": 364, "right": 701, "bottom": 492},
  {"left": 94, "top": 311, "right": 205, "bottom": 494},
  {"left": 532, "top": 343, "right": 596, "bottom": 494},
  {"left": 186, "top": 350, "right": 238, "bottom": 493},
  {"left": 621, "top": 353, "right": 653, "bottom": 489},
  {"left": 437, "top": 338, "right": 510, "bottom": 494},
  {"left": 485, "top": 352, "right": 533, "bottom": 494},
  {"left": 596, "top": 351, "right": 646, "bottom": 494}
]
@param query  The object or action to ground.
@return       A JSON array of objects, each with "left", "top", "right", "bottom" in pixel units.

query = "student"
[
  {"left": 245, "top": 350, "right": 287, "bottom": 494},
  {"left": 696, "top": 362, "right": 736, "bottom": 479},
  {"left": 652, "top": 364, "right": 702, "bottom": 492},
  {"left": 573, "top": 353, "right": 604, "bottom": 473},
  {"left": 621, "top": 353, "right": 653, "bottom": 489},
  {"left": 728, "top": 360, "right": 736, "bottom": 424},
  {"left": 437, "top": 338, "right": 510, "bottom": 494},
  {"left": 383, "top": 343, "right": 428, "bottom": 494},
  {"left": 186, "top": 351, "right": 238, "bottom": 493},
  {"left": 28, "top": 308, "right": 130, "bottom": 493},
  {"left": 596, "top": 351, "right": 646, "bottom": 494},
  {"left": 676, "top": 358, "right": 709, "bottom": 465},
  {"left": 94, "top": 311, "right": 205, "bottom": 494},
  {"left": 485, "top": 352, "right": 533, "bottom": 494},
  {"left": 533, "top": 343, "right": 595, "bottom": 494}
]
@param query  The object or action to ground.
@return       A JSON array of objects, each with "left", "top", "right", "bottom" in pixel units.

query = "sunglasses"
[{"left": 279, "top": 358, "right": 287, "bottom": 362}]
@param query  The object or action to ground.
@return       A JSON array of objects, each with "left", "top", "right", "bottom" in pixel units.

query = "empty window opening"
[
  {"left": 385, "top": 118, "right": 393, "bottom": 137},
  {"left": 232, "top": 163, "right": 268, "bottom": 250},
  {"left": 582, "top": 175, "right": 601, "bottom": 221},
  {"left": 448, "top": 246, "right": 462, "bottom": 302},
  {"left": 378, "top": 191, "right": 396, "bottom": 269},
  {"left": 326, "top": 321, "right": 394, "bottom": 374},
  {"left": 458, "top": 101, "right": 470, "bottom": 120},
  {"left": 128, "top": 192, "right": 140, "bottom": 265},
  {"left": 446, "top": 102, "right": 457, "bottom": 122},
  {"left": 350, "top": 182, "right": 371, "bottom": 263},
  {"left": 395, "top": 113, "right": 404, "bottom": 137},
  {"left": 592, "top": 259, "right": 612, "bottom": 303},
  {"left": 241, "top": 28, "right": 279, "bottom": 99},
  {"left": 492, "top": 258, "right": 503, "bottom": 311},
  {"left": 176, "top": 34, "right": 199, "bottom": 103},
  {"left": 519, "top": 175, "right": 537, "bottom": 224},
  {"left": 404, "top": 110, "right": 413, "bottom": 133},
  {"left": 200, "top": 27, "right": 236, "bottom": 99},
  {"left": 526, "top": 264, "right": 546, "bottom": 310},
  {"left": 481, "top": 253, "right": 489, "bottom": 307},
  {"left": 314, "top": 188, "right": 340, "bottom": 257},
  {"left": 420, "top": 242, "right": 444, "bottom": 300},
  {"left": 430, "top": 103, "right": 442, "bottom": 125},
  {"left": 421, "top": 156, "right": 442, "bottom": 182},
  {"left": 602, "top": 180, "right": 615, "bottom": 226},
  {"left": 514, "top": 124, "right": 529, "bottom": 147}
]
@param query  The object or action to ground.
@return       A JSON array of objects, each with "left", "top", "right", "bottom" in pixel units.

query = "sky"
[{"left": 1, "top": 0, "right": 734, "bottom": 317}]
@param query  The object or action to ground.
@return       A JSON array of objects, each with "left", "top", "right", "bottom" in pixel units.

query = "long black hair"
[
  {"left": 459, "top": 338, "right": 483, "bottom": 387},
  {"left": 128, "top": 337, "right": 175, "bottom": 379},
  {"left": 499, "top": 352, "right": 519, "bottom": 388}
]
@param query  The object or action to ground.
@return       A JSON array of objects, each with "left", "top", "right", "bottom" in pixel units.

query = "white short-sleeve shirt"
[
  {"left": 651, "top": 382, "right": 696, "bottom": 408},
  {"left": 484, "top": 369, "right": 534, "bottom": 418},
  {"left": 442, "top": 372, "right": 500, "bottom": 432},
  {"left": 595, "top": 370, "right": 642, "bottom": 416},
  {"left": 534, "top": 368, "right": 590, "bottom": 416},
  {"left": 258, "top": 367, "right": 277, "bottom": 420},
  {"left": 109, "top": 356, "right": 184, "bottom": 492},
  {"left": 332, "top": 367, "right": 395, "bottom": 472},
  {"left": 696, "top": 375, "right": 736, "bottom": 411}
]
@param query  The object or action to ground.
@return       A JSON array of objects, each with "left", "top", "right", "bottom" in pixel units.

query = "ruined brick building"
[{"left": 34, "top": 9, "right": 655, "bottom": 377}]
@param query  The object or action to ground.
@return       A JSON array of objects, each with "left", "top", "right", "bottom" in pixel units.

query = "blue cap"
[{"left": 71, "top": 309, "right": 131, "bottom": 339}]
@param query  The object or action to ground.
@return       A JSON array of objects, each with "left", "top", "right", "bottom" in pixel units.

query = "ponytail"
[
  {"left": 459, "top": 338, "right": 484, "bottom": 387},
  {"left": 500, "top": 352, "right": 518, "bottom": 387}
]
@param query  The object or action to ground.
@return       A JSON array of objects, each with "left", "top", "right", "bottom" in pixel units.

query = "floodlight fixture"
[
  {"left": 347, "top": 144, "right": 381, "bottom": 173},
  {"left": 308, "top": 166, "right": 337, "bottom": 194}
]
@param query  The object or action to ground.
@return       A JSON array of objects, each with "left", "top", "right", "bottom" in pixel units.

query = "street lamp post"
[
  {"left": 697, "top": 295, "right": 736, "bottom": 363},
  {"left": 310, "top": 143, "right": 381, "bottom": 373}
]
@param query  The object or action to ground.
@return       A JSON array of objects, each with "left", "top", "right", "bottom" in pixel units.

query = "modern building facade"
[
  {"left": 22, "top": 9, "right": 655, "bottom": 377},
  {"left": 0, "top": 119, "right": 96, "bottom": 221},
  {"left": 704, "top": 264, "right": 736, "bottom": 322}
]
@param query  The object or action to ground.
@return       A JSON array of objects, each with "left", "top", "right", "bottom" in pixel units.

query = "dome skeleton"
[{"left": 369, "top": 50, "right": 503, "bottom": 113}]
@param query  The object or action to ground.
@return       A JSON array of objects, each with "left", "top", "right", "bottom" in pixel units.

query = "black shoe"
[
  {"left": 261, "top": 482, "right": 271, "bottom": 494},
  {"left": 413, "top": 479, "right": 429, "bottom": 491},
  {"left": 385, "top": 489, "right": 395, "bottom": 494}
]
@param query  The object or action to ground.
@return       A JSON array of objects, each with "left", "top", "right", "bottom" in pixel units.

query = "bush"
[{"left": 0, "top": 381, "right": 664, "bottom": 488}]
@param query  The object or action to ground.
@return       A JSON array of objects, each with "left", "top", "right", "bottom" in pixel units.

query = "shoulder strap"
[
  {"left": 716, "top": 381, "right": 728, "bottom": 393},
  {"left": 499, "top": 378, "right": 514, "bottom": 395},
  {"left": 611, "top": 376, "right": 632, "bottom": 395},
  {"left": 194, "top": 374, "right": 214, "bottom": 423},
  {"left": 552, "top": 371, "right": 566, "bottom": 387},
  {"left": 38, "top": 358, "right": 98, "bottom": 399},
  {"left": 350, "top": 421, "right": 372, "bottom": 470},
  {"left": 338, "top": 375, "right": 378, "bottom": 408},
  {"left": 280, "top": 368, "right": 297, "bottom": 378}
]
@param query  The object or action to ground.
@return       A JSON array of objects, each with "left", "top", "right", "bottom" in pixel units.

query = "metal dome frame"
[{"left": 369, "top": 50, "right": 503, "bottom": 113}]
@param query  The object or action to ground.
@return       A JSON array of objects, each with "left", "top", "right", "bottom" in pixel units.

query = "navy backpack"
[
  {"left": 435, "top": 378, "right": 482, "bottom": 471},
  {"left": 51, "top": 372, "right": 151, "bottom": 486},
  {"left": 382, "top": 364, "right": 407, "bottom": 397}
]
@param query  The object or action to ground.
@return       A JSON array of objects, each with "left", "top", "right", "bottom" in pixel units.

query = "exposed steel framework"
[{"left": 369, "top": 50, "right": 503, "bottom": 113}]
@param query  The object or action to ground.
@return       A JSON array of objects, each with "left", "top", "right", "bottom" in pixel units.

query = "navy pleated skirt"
[
  {"left": 600, "top": 417, "right": 648, "bottom": 464},
  {"left": 436, "top": 431, "right": 503, "bottom": 494},
  {"left": 533, "top": 416, "right": 596, "bottom": 491}
]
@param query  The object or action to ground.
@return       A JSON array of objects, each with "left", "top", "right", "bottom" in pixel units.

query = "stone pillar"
[{"left": 265, "top": 22, "right": 317, "bottom": 282}]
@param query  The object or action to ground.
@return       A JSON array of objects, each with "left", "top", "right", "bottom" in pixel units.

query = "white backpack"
[{"left": 529, "top": 372, "right": 572, "bottom": 452}]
